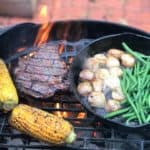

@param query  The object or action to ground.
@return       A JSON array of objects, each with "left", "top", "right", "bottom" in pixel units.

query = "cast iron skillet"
[{"left": 70, "top": 32, "right": 150, "bottom": 130}]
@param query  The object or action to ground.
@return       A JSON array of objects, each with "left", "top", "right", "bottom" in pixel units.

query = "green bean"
[
  {"left": 124, "top": 86, "right": 142, "bottom": 124},
  {"left": 142, "top": 90, "right": 149, "bottom": 104},
  {"left": 126, "top": 116, "right": 137, "bottom": 124},
  {"left": 135, "top": 51, "right": 150, "bottom": 59},
  {"left": 122, "top": 42, "right": 146, "bottom": 64},
  {"left": 105, "top": 107, "right": 130, "bottom": 118},
  {"left": 126, "top": 98, "right": 141, "bottom": 123},
  {"left": 106, "top": 42, "right": 150, "bottom": 125},
  {"left": 139, "top": 104, "right": 147, "bottom": 123},
  {"left": 122, "top": 112, "right": 135, "bottom": 118},
  {"left": 146, "top": 115, "right": 150, "bottom": 123},
  {"left": 148, "top": 95, "right": 150, "bottom": 108}
]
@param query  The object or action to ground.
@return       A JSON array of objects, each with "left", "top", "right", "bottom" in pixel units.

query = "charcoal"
[{"left": 13, "top": 44, "right": 69, "bottom": 98}]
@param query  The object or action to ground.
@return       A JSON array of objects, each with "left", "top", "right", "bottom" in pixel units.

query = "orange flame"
[
  {"left": 40, "top": 5, "right": 48, "bottom": 18},
  {"left": 34, "top": 23, "right": 53, "bottom": 47},
  {"left": 58, "top": 44, "right": 65, "bottom": 54},
  {"left": 54, "top": 103, "right": 69, "bottom": 118},
  {"left": 55, "top": 103, "right": 62, "bottom": 117},
  {"left": 77, "top": 112, "right": 86, "bottom": 119}
]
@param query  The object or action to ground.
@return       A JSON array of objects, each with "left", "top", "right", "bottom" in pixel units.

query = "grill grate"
[
  {"left": 1, "top": 96, "right": 150, "bottom": 150},
  {"left": 0, "top": 30, "right": 150, "bottom": 150}
]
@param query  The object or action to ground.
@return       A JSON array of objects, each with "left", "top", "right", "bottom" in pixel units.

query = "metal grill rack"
[{"left": 0, "top": 28, "right": 150, "bottom": 150}]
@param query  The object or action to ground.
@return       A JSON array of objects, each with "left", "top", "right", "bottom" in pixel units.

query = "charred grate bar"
[
  {"left": 0, "top": 28, "right": 150, "bottom": 150},
  {"left": 0, "top": 97, "right": 150, "bottom": 150}
]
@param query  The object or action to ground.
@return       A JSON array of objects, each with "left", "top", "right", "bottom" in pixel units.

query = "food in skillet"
[
  {"left": 0, "top": 59, "right": 18, "bottom": 111},
  {"left": 9, "top": 104, "right": 76, "bottom": 145},
  {"left": 77, "top": 42, "right": 150, "bottom": 125},
  {"left": 13, "top": 44, "right": 69, "bottom": 98},
  {"left": 77, "top": 45, "right": 133, "bottom": 109},
  {"left": 106, "top": 43, "right": 150, "bottom": 125}
]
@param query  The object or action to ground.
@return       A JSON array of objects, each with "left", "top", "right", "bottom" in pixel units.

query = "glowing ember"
[
  {"left": 55, "top": 103, "right": 62, "bottom": 117},
  {"left": 77, "top": 112, "right": 86, "bottom": 119},
  {"left": 17, "top": 47, "right": 26, "bottom": 52},
  {"left": 54, "top": 103, "right": 69, "bottom": 118},
  {"left": 92, "top": 131, "right": 97, "bottom": 138}
]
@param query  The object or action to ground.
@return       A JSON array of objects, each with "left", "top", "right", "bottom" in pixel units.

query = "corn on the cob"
[
  {"left": 9, "top": 104, "right": 76, "bottom": 145},
  {"left": 0, "top": 59, "right": 18, "bottom": 111}
]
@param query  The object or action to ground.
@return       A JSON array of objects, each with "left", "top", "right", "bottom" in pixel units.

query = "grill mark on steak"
[{"left": 14, "top": 44, "right": 69, "bottom": 98}]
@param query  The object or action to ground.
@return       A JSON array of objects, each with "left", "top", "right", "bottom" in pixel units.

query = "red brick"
[{"left": 0, "top": 0, "right": 149, "bottom": 32}]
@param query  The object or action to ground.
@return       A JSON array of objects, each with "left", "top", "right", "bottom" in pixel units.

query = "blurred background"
[{"left": 0, "top": 0, "right": 149, "bottom": 32}]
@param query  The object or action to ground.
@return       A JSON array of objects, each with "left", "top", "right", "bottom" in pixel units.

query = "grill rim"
[{"left": 0, "top": 21, "right": 150, "bottom": 150}]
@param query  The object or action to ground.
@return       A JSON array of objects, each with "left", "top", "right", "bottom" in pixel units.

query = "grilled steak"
[{"left": 13, "top": 44, "right": 69, "bottom": 98}]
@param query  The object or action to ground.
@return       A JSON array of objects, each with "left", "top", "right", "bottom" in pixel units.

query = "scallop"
[
  {"left": 94, "top": 54, "right": 107, "bottom": 65},
  {"left": 95, "top": 68, "right": 110, "bottom": 80},
  {"left": 77, "top": 82, "right": 92, "bottom": 96},
  {"left": 121, "top": 53, "right": 135, "bottom": 67},
  {"left": 105, "top": 99, "right": 121, "bottom": 112},
  {"left": 84, "top": 57, "right": 100, "bottom": 71},
  {"left": 79, "top": 69, "right": 94, "bottom": 81},
  {"left": 106, "top": 56, "right": 120, "bottom": 68},
  {"left": 112, "top": 87, "right": 125, "bottom": 101},
  {"left": 107, "top": 48, "right": 124, "bottom": 58},
  {"left": 88, "top": 91, "right": 106, "bottom": 108},
  {"left": 104, "top": 76, "right": 120, "bottom": 90},
  {"left": 92, "top": 79, "right": 103, "bottom": 92},
  {"left": 109, "top": 67, "right": 123, "bottom": 77}
]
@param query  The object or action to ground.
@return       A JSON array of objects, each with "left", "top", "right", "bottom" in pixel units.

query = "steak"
[{"left": 13, "top": 44, "right": 69, "bottom": 98}]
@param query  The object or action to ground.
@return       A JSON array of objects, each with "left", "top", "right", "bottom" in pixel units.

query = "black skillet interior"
[{"left": 70, "top": 33, "right": 150, "bottom": 130}]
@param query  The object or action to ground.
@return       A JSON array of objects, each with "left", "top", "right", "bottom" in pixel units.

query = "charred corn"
[
  {"left": 9, "top": 104, "right": 76, "bottom": 145},
  {"left": 0, "top": 59, "right": 18, "bottom": 111}
]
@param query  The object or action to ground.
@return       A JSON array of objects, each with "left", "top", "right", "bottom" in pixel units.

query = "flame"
[
  {"left": 40, "top": 5, "right": 48, "bottom": 18},
  {"left": 34, "top": 23, "right": 53, "bottom": 47},
  {"left": 77, "top": 112, "right": 86, "bottom": 119},
  {"left": 57, "top": 23, "right": 71, "bottom": 54},
  {"left": 55, "top": 103, "right": 62, "bottom": 117},
  {"left": 54, "top": 103, "right": 69, "bottom": 118},
  {"left": 62, "top": 112, "right": 68, "bottom": 118},
  {"left": 58, "top": 44, "right": 65, "bottom": 54}
]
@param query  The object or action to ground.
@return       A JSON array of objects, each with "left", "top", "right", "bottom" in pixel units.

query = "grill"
[{"left": 0, "top": 22, "right": 150, "bottom": 150}]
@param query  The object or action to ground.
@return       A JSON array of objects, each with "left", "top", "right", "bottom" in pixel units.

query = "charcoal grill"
[{"left": 0, "top": 20, "right": 150, "bottom": 150}]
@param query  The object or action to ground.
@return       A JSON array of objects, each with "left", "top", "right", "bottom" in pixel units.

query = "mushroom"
[
  {"left": 109, "top": 67, "right": 123, "bottom": 77},
  {"left": 84, "top": 57, "right": 100, "bottom": 71},
  {"left": 79, "top": 69, "right": 94, "bottom": 81},
  {"left": 95, "top": 68, "right": 110, "bottom": 80},
  {"left": 121, "top": 53, "right": 135, "bottom": 67},
  {"left": 77, "top": 82, "right": 92, "bottom": 96},
  {"left": 94, "top": 54, "right": 107, "bottom": 65},
  {"left": 105, "top": 99, "right": 121, "bottom": 112},
  {"left": 112, "top": 87, "right": 125, "bottom": 101},
  {"left": 107, "top": 48, "right": 124, "bottom": 58},
  {"left": 104, "top": 75, "right": 120, "bottom": 90},
  {"left": 106, "top": 56, "right": 120, "bottom": 68},
  {"left": 92, "top": 79, "right": 103, "bottom": 92},
  {"left": 88, "top": 91, "right": 106, "bottom": 108}
]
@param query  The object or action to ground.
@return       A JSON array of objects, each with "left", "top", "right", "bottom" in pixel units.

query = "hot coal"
[{"left": 13, "top": 44, "right": 69, "bottom": 98}]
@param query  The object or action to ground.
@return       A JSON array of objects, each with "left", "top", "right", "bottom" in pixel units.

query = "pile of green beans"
[{"left": 105, "top": 42, "right": 150, "bottom": 125}]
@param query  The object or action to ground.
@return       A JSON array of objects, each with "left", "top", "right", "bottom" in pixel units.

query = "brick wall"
[{"left": 0, "top": 0, "right": 149, "bottom": 32}]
